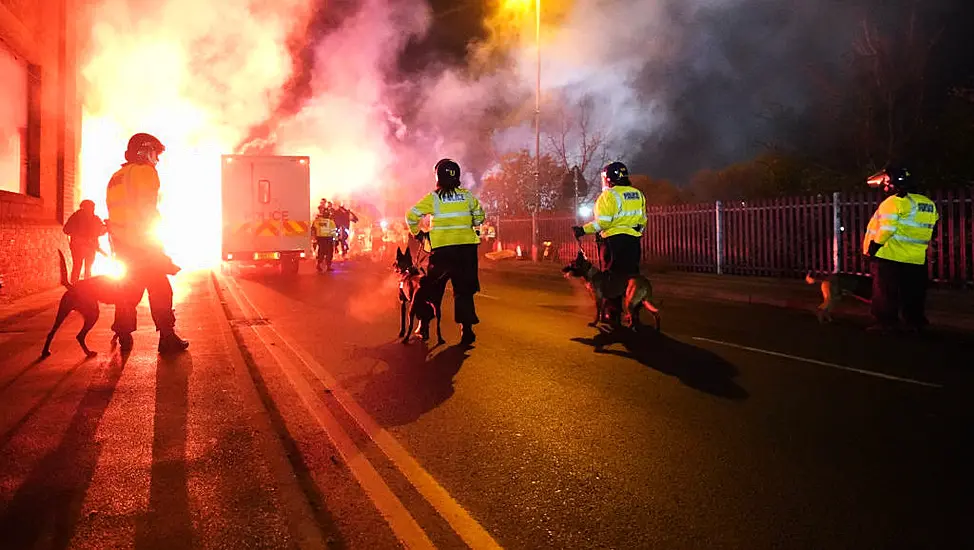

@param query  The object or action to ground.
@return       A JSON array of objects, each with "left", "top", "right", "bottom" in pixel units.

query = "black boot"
[
  {"left": 116, "top": 333, "right": 134, "bottom": 353},
  {"left": 159, "top": 331, "right": 189, "bottom": 354},
  {"left": 460, "top": 324, "right": 476, "bottom": 346}
]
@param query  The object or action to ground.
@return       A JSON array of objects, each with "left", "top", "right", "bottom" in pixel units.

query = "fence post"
[
  {"left": 832, "top": 191, "right": 841, "bottom": 273},
  {"left": 531, "top": 211, "right": 538, "bottom": 261},
  {"left": 715, "top": 200, "right": 723, "bottom": 275}
]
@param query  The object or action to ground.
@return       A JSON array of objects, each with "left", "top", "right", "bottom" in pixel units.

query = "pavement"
[
  {"left": 0, "top": 258, "right": 972, "bottom": 549},
  {"left": 479, "top": 258, "right": 974, "bottom": 332}
]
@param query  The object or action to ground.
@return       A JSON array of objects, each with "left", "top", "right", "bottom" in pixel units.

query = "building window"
[{"left": 0, "top": 43, "right": 27, "bottom": 194}]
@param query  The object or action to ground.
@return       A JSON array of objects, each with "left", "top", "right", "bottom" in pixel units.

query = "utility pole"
[{"left": 531, "top": 0, "right": 541, "bottom": 261}]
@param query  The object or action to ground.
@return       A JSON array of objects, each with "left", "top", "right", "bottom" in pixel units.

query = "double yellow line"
[{"left": 218, "top": 274, "right": 502, "bottom": 549}]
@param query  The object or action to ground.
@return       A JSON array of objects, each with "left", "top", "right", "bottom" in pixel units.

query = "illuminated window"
[
  {"left": 0, "top": 43, "right": 27, "bottom": 194},
  {"left": 258, "top": 179, "right": 271, "bottom": 203}
]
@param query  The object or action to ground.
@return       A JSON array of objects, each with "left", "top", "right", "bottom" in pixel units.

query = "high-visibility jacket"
[
  {"left": 862, "top": 193, "right": 938, "bottom": 265},
  {"left": 406, "top": 188, "right": 485, "bottom": 249},
  {"left": 311, "top": 215, "right": 338, "bottom": 238},
  {"left": 582, "top": 185, "right": 647, "bottom": 238},
  {"left": 105, "top": 162, "right": 161, "bottom": 245}
]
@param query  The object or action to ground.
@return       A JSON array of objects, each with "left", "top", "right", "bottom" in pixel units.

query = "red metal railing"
[{"left": 493, "top": 187, "right": 974, "bottom": 287}]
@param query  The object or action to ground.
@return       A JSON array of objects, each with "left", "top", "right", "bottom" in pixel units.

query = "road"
[{"left": 1, "top": 257, "right": 971, "bottom": 549}]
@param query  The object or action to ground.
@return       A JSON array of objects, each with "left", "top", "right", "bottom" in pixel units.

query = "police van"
[{"left": 220, "top": 155, "right": 311, "bottom": 275}]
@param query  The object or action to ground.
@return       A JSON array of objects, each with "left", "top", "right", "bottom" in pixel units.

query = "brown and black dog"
[
  {"left": 562, "top": 250, "right": 661, "bottom": 331},
  {"left": 42, "top": 250, "right": 124, "bottom": 358},
  {"left": 394, "top": 247, "right": 444, "bottom": 345},
  {"left": 805, "top": 271, "right": 872, "bottom": 323}
]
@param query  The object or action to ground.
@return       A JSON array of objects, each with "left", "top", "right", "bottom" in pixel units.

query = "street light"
[{"left": 530, "top": 0, "right": 541, "bottom": 261}]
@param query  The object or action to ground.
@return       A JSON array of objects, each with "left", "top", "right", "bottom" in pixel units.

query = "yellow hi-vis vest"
[
  {"left": 583, "top": 185, "right": 647, "bottom": 238},
  {"left": 862, "top": 193, "right": 938, "bottom": 265},
  {"left": 406, "top": 188, "right": 485, "bottom": 249},
  {"left": 106, "top": 162, "right": 161, "bottom": 244},
  {"left": 311, "top": 215, "right": 337, "bottom": 238}
]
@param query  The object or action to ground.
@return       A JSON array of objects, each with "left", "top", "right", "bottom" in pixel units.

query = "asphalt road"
[{"left": 1, "top": 257, "right": 972, "bottom": 549}]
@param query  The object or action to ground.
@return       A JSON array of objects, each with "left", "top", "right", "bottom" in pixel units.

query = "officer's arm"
[
  {"left": 637, "top": 192, "right": 648, "bottom": 227},
  {"left": 406, "top": 193, "right": 434, "bottom": 236},
  {"left": 583, "top": 192, "right": 614, "bottom": 234},
  {"left": 872, "top": 198, "right": 901, "bottom": 246},
  {"left": 469, "top": 194, "right": 486, "bottom": 226}
]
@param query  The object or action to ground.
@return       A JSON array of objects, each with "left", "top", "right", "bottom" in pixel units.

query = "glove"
[
  {"left": 634, "top": 224, "right": 644, "bottom": 233},
  {"left": 867, "top": 241, "right": 882, "bottom": 257},
  {"left": 571, "top": 226, "right": 585, "bottom": 239}
]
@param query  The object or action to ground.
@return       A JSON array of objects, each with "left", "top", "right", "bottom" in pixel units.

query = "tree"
[
  {"left": 480, "top": 149, "right": 565, "bottom": 217},
  {"left": 850, "top": 4, "right": 943, "bottom": 169},
  {"left": 545, "top": 94, "right": 612, "bottom": 190},
  {"left": 628, "top": 174, "right": 684, "bottom": 205}
]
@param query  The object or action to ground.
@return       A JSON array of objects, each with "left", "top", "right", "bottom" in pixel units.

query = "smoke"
[{"left": 79, "top": 0, "right": 943, "bottom": 267}]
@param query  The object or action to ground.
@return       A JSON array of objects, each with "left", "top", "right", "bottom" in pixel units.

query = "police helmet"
[
  {"left": 125, "top": 133, "right": 166, "bottom": 163},
  {"left": 601, "top": 161, "right": 630, "bottom": 186},
  {"left": 435, "top": 158, "right": 461, "bottom": 187},
  {"left": 867, "top": 165, "right": 914, "bottom": 194}
]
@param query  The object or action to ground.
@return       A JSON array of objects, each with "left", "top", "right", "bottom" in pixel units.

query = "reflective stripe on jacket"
[
  {"left": 311, "top": 216, "right": 338, "bottom": 238},
  {"left": 582, "top": 185, "right": 647, "bottom": 238},
  {"left": 406, "top": 189, "right": 485, "bottom": 249},
  {"left": 862, "top": 193, "right": 938, "bottom": 265},
  {"left": 105, "top": 162, "right": 161, "bottom": 244}
]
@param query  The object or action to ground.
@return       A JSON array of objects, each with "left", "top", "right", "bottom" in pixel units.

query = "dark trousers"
[
  {"left": 599, "top": 234, "right": 642, "bottom": 276},
  {"left": 316, "top": 237, "right": 334, "bottom": 268},
  {"left": 870, "top": 258, "right": 929, "bottom": 328},
  {"left": 426, "top": 244, "right": 480, "bottom": 325},
  {"left": 598, "top": 234, "right": 642, "bottom": 317},
  {"left": 69, "top": 243, "right": 97, "bottom": 283},
  {"left": 112, "top": 267, "right": 176, "bottom": 336},
  {"left": 110, "top": 241, "right": 176, "bottom": 336},
  {"left": 337, "top": 227, "right": 350, "bottom": 256}
]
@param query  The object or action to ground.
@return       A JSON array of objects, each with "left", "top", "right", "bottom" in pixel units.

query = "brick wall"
[{"left": 0, "top": 0, "right": 79, "bottom": 303}]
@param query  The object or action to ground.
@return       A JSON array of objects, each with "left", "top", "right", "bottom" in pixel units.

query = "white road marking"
[
  {"left": 219, "top": 275, "right": 502, "bottom": 549},
  {"left": 477, "top": 293, "right": 500, "bottom": 300},
  {"left": 691, "top": 336, "right": 942, "bottom": 388}
]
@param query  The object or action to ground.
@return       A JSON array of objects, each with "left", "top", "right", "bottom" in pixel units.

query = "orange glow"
[{"left": 77, "top": 0, "right": 317, "bottom": 280}]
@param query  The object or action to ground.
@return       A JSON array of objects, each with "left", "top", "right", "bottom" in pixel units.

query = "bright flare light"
[
  {"left": 380, "top": 219, "right": 389, "bottom": 230},
  {"left": 578, "top": 205, "right": 593, "bottom": 217}
]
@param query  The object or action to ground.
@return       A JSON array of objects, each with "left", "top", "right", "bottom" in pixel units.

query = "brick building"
[{"left": 0, "top": 0, "right": 80, "bottom": 301}]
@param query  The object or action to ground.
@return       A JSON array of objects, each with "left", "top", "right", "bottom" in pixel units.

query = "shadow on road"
[
  {"left": 0, "top": 351, "right": 129, "bottom": 548},
  {"left": 346, "top": 342, "right": 471, "bottom": 427},
  {"left": 572, "top": 328, "right": 748, "bottom": 400},
  {"left": 135, "top": 353, "right": 194, "bottom": 550}
]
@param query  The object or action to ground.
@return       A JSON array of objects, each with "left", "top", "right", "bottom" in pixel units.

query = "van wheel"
[{"left": 281, "top": 256, "right": 300, "bottom": 275}]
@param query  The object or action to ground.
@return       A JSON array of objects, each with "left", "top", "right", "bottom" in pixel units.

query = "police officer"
[
  {"left": 862, "top": 165, "right": 939, "bottom": 332},
  {"left": 63, "top": 199, "right": 107, "bottom": 283},
  {"left": 572, "top": 161, "right": 647, "bottom": 324},
  {"left": 106, "top": 132, "right": 188, "bottom": 354},
  {"left": 311, "top": 204, "right": 338, "bottom": 272},
  {"left": 406, "top": 159, "right": 486, "bottom": 345}
]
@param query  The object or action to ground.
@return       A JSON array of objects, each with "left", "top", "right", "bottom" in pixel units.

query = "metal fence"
[{"left": 492, "top": 187, "right": 974, "bottom": 287}]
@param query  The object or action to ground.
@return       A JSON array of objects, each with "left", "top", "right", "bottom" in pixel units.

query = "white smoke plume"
[{"left": 78, "top": 0, "right": 908, "bottom": 268}]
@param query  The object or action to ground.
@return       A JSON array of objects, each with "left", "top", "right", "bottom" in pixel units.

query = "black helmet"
[
  {"left": 867, "top": 165, "right": 914, "bottom": 195},
  {"left": 601, "top": 161, "right": 630, "bottom": 186},
  {"left": 435, "top": 158, "right": 461, "bottom": 187},
  {"left": 125, "top": 132, "right": 165, "bottom": 163}
]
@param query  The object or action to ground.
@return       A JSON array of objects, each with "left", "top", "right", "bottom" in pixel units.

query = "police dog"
[
  {"left": 804, "top": 271, "right": 872, "bottom": 323},
  {"left": 394, "top": 247, "right": 444, "bottom": 345},
  {"left": 42, "top": 250, "right": 124, "bottom": 358},
  {"left": 561, "top": 250, "right": 661, "bottom": 331}
]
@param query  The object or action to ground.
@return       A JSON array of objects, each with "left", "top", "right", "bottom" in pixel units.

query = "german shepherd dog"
[
  {"left": 561, "top": 250, "right": 661, "bottom": 331},
  {"left": 42, "top": 250, "right": 124, "bottom": 358},
  {"left": 394, "top": 247, "right": 444, "bottom": 345},
  {"left": 804, "top": 271, "right": 872, "bottom": 323}
]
